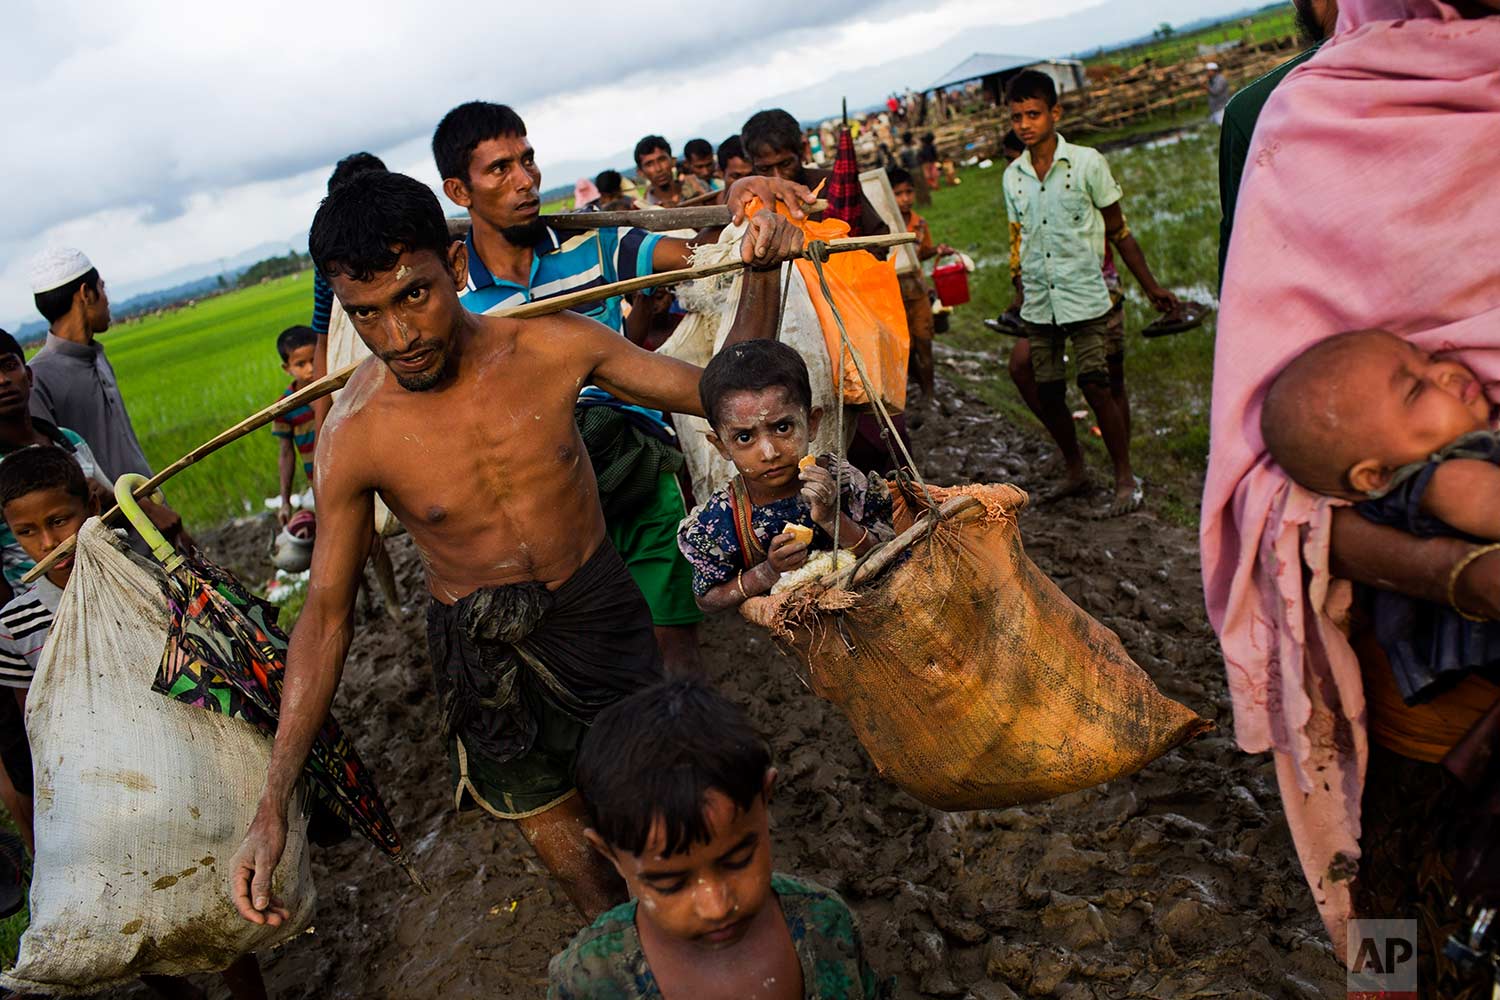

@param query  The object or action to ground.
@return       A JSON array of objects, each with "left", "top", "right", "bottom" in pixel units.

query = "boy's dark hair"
[
  {"left": 699, "top": 340, "right": 812, "bottom": 430},
  {"left": 34, "top": 269, "right": 101, "bottom": 324},
  {"left": 1005, "top": 69, "right": 1058, "bottom": 108},
  {"left": 0, "top": 331, "right": 24, "bottom": 364},
  {"left": 0, "top": 446, "right": 89, "bottom": 510},
  {"left": 276, "top": 325, "right": 318, "bottom": 361},
  {"left": 576, "top": 677, "right": 771, "bottom": 857},
  {"left": 901, "top": 130, "right": 914, "bottom": 145},
  {"left": 1002, "top": 129, "right": 1026, "bottom": 155},
  {"left": 327, "top": 152, "right": 387, "bottom": 194},
  {"left": 432, "top": 102, "right": 528, "bottom": 183},
  {"left": 886, "top": 166, "right": 914, "bottom": 188},
  {"left": 595, "top": 169, "right": 623, "bottom": 197},
  {"left": 741, "top": 109, "right": 801, "bottom": 158},
  {"left": 634, "top": 134, "right": 671, "bottom": 166},
  {"left": 716, "top": 135, "right": 745, "bottom": 170},
  {"left": 683, "top": 138, "right": 713, "bottom": 161},
  {"left": 309, "top": 172, "right": 451, "bottom": 283}
]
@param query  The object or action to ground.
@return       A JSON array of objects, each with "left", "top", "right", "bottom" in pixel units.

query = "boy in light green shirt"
[{"left": 1002, "top": 70, "right": 1179, "bottom": 517}]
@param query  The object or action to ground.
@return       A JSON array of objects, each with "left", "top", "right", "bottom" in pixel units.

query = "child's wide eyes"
[
  {"left": 735, "top": 432, "right": 752, "bottom": 445},
  {"left": 775, "top": 421, "right": 792, "bottom": 434}
]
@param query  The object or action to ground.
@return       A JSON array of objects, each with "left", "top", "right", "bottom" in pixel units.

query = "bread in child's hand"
[
  {"left": 798, "top": 455, "right": 818, "bottom": 471},
  {"left": 783, "top": 522, "right": 814, "bottom": 546}
]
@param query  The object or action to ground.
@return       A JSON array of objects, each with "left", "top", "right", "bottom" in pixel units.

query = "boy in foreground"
[
  {"left": 0, "top": 447, "right": 266, "bottom": 1000},
  {"left": 678, "top": 342, "right": 893, "bottom": 614},
  {"left": 270, "top": 326, "right": 318, "bottom": 525},
  {"left": 1002, "top": 70, "right": 1179, "bottom": 517},
  {"left": 549, "top": 677, "right": 890, "bottom": 999}
]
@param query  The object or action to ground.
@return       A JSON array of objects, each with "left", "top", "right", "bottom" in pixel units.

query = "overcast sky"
[{"left": 0, "top": 0, "right": 1254, "bottom": 329}]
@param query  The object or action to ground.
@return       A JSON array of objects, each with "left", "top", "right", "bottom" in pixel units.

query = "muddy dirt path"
[{"left": 122, "top": 347, "right": 1344, "bottom": 999}]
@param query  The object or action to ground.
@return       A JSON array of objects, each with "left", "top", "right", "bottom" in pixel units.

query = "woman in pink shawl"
[{"left": 1205, "top": 0, "right": 1500, "bottom": 988}]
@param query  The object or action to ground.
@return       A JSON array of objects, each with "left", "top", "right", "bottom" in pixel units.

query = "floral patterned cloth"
[
  {"left": 153, "top": 552, "right": 408, "bottom": 868},
  {"left": 547, "top": 873, "right": 892, "bottom": 999},
  {"left": 676, "top": 457, "right": 894, "bottom": 597}
]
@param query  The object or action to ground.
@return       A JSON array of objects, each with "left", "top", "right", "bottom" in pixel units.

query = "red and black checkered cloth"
[{"left": 825, "top": 126, "right": 862, "bottom": 236}]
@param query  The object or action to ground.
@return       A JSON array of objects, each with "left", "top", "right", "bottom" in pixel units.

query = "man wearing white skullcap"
[
  {"left": 26, "top": 248, "right": 156, "bottom": 485},
  {"left": 1206, "top": 62, "right": 1231, "bottom": 126}
]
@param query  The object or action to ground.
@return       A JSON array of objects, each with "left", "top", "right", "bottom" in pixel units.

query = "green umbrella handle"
[{"left": 114, "top": 474, "right": 184, "bottom": 574}]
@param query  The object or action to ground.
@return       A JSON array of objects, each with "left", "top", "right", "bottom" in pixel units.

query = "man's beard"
[
  {"left": 499, "top": 218, "right": 546, "bottom": 246},
  {"left": 1292, "top": 0, "right": 1327, "bottom": 43},
  {"left": 381, "top": 342, "right": 453, "bottom": 392}
]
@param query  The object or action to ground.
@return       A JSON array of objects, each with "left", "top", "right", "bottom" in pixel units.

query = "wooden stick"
[
  {"left": 545, "top": 199, "right": 829, "bottom": 233},
  {"left": 829, "top": 495, "right": 982, "bottom": 591},
  {"left": 20, "top": 230, "right": 916, "bottom": 583}
]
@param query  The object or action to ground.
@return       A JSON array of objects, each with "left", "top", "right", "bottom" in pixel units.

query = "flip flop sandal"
[
  {"left": 0, "top": 830, "right": 27, "bottom": 920},
  {"left": 1098, "top": 477, "right": 1146, "bottom": 519},
  {"left": 1143, "top": 302, "right": 1210, "bottom": 338},
  {"left": 983, "top": 313, "right": 1028, "bottom": 339}
]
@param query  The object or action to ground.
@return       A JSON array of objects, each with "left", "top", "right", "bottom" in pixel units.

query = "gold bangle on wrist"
[
  {"left": 736, "top": 571, "right": 750, "bottom": 601},
  {"left": 1446, "top": 542, "right": 1500, "bottom": 623}
]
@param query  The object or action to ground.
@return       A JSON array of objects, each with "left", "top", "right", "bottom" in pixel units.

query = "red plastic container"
[{"left": 931, "top": 259, "right": 970, "bottom": 307}]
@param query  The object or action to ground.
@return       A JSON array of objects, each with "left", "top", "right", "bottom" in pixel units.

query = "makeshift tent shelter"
[{"left": 925, "top": 52, "right": 1088, "bottom": 106}]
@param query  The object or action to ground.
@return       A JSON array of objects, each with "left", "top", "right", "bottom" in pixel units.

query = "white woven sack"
[
  {"left": 659, "top": 229, "right": 848, "bottom": 505},
  {"left": 3, "top": 520, "right": 315, "bottom": 995}
]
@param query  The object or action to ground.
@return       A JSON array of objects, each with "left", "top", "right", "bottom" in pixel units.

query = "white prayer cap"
[
  {"left": 1205, "top": 62, "right": 1220, "bottom": 71},
  {"left": 29, "top": 247, "right": 94, "bottom": 294}
]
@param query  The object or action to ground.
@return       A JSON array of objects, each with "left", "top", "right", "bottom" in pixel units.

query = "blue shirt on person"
[{"left": 460, "top": 224, "right": 664, "bottom": 334}]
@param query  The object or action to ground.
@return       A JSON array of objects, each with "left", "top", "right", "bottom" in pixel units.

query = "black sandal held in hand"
[{"left": 1143, "top": 301, "right": 1210, "bottom": 338}]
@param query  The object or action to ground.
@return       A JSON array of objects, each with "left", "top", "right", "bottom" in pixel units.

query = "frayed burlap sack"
[
  {"left": 743, "top": 483, "right": 1211, "bottom": 811},
  {"left": 4, "top": 521, "right": 315, "bottom": 995}
]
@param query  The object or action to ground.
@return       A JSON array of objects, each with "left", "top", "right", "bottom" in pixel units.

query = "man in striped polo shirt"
[{"left": 431, "top": 101, "right": 814, "bottom": 677}]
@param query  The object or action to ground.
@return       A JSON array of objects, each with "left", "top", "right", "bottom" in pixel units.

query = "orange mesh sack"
[{"left": 742, "top": 483, "right": 1211, "bottom": 810}]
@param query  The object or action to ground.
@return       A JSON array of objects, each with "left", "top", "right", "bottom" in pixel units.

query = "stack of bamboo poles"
[{"left": 898, "top": 32, "right": 1302, "bottom": 167}]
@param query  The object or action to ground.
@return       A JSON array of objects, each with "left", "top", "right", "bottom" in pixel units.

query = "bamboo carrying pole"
[
  {"left": 20, "top": 230, "right": 915, "bottom": 583},
  {"left": 544, "top": 199, "right": 828, "bottom": 233}
]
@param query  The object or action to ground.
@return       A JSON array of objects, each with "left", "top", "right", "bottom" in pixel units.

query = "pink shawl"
[{"left": 1202, "top": 0, "right": 1500, "bottom": 960}]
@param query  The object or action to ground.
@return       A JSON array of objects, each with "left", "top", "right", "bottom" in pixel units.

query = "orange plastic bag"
[
  {"left": 746, "top": 198, "right": 910, "bottom": 412},
  {"left": 742, "top": 483, "right": 1211, "bottom": 811},
  {"left": 795, "top": 216, "right": 909, "bottom": 412}
]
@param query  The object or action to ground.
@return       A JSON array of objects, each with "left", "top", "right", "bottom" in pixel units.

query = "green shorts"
[
  {"left": 1026, "top": 310, "right": 1115, "bottom": 387},
  {"left": 449, "top": 692, "right": 587, "bottom": 820},
  {"left": 606, "top": 471, "right": 703, "bottom": 627},
  {"left": 1103, "top": 295, "right": 1125, "bottom": 360}
]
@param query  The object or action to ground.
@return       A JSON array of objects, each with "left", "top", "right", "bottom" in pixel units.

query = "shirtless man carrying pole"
[{"left": 229, "top": 170, "right": 804, "bottom": 922}]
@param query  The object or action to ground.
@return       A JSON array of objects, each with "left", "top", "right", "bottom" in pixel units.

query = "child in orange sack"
[{"left": 678, "top": 341, "right": 894, "bottom": 613}]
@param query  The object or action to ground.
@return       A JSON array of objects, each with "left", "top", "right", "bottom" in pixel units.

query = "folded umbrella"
[{"left": 117, "top": 476, "right": 419, "bottom": 886}]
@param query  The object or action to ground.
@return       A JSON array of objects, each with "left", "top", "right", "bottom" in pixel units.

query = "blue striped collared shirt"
[{"left": 459, "top": 224, "right": 663, "bottom": 332}]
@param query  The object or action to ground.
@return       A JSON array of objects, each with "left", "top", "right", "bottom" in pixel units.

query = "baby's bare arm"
[{"left": 1420, "top": 459, "right": 1500, "bottom": 541}]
